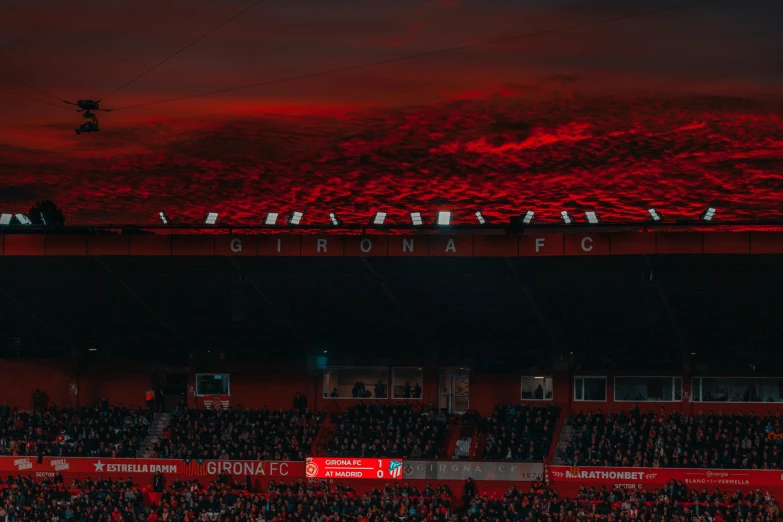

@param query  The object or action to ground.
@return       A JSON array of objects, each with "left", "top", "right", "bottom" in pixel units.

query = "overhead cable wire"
[
  {"left": 99, "top": 0, "right": 271, "bottom": 103},
  {"left": 0, "top": 86, "right": 74, "bottom": 111},
  {"left": 111, "top": 0, "right": 719, "bottom": 112},
  {"left": 0, "top": 71, "right": 68, "bottom": 105}
]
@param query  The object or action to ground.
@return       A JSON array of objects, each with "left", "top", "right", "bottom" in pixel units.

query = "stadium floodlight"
[
  {"left": 648, "top": 208, "right": 663, "bottom": 222},
  {"left": 370, "top": 212, "right": 387, "bottom": 226},
  {"left": 329, "top": 213, "right": 342, "bottom": 226},
  {"left": 0, "top": 214, "right": 11, "bottom": 226},
  {"left": 700, "top": 207, "right": 716, "bottom": 222},
  {"left": 560, "top": 211, "right": 574, "bottom": 224},
  {"left": 203, "top": 212, "right": 219, "bottom": 225},
  {"left": 436, "top": 211, "right": 451, "bottom": 226},
  {"left": 410, "top": 212, "right": 424, "bottom": 226},
  {"left": 585, "top": 211, "right": 601, "bottom": 224},
  {"left": 521, "top": 211, "right": 535, "bottom": 225},
  {"left": 159, "top": 211, "right": 170, "bottom": 224},
  {"left": 263, "top": 213, "right": 279, "bottom": 226},
  {"left": 475, "top": 211, "right": 488, "bottom": 225},
  {"left": 40, "top": 213, "right": 48, "bottom": 226},
  {"left": 15, "top": 214, "right": 32, "bottom": 225},
  {"left": 287, "top": 211, "right": 303, "bottom": 226}
]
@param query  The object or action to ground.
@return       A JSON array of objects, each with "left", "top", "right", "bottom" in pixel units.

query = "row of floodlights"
[
  {"left": 0, "top": 213, "right": 33, "bottom": 225},
  {"left": 157, "top": 207, "right": 717, "bottom": 227},
  {"left": 0, "top": 207, "right": 717, "bottom": 227}
]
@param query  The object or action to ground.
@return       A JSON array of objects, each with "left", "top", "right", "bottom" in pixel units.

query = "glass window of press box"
[
  {"left": 691, "top": 377, "right": 783, "bottom": 402},
  {"left": 521, "top": 376, "right": 553, "bottom": 400},
  {"left": 323, "top": 367, "right": 389, "bottom": 399},
  {"left": 614, "top": 377, "right": 682, "bottom": 402},
  {"left": 574, "top": 376, "right": 607, "bottom": 401},
  {"left": 392, "top": 368, "right": 424, "bottom": 399},
  {"left": 196, "top": 374, "right": 230, "bottom": 396}
]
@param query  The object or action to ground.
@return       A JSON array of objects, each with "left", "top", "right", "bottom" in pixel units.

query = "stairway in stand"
[
  {"left": 551, "top": 418, "right": 576, "bottom": 465},
  {"left": 137, "top": 412, "right": 172, "bottom": 458}
]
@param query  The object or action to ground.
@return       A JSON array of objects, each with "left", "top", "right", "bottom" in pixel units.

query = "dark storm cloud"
[
  {"left": 1, "top": 91, "right": 781, "bottom": 225},
  {"left": 0, "top": 0, "right": 781, "bottom": 225}
]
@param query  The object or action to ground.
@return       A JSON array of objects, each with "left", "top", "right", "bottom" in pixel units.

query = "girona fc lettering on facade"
[{"left": 205, "top": 461, "right": 290, "bottom": 476}]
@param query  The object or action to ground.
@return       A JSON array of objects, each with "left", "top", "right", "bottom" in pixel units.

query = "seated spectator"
[
  {"left": 0, "top": 402, "right": 151, "bottom": 457},
  {"left": 481, "top": 403, "right": 557, "bottom": 461},
  {"left": 152, "top": 405, "right": 321, "bottom": 460},
  {"left": 328, "top": 401, "right": 448, "bottom": 458},
  {"left": 561, "top": 407, "right": 783, "bottom": 468},
  {"left": 462, "top": 409, "right": 482, "bottom": 424}
]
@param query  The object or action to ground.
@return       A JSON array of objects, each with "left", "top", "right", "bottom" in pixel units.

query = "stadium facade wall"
[{"left": 3, "top": 359, "right": 783, "bottom": 416}]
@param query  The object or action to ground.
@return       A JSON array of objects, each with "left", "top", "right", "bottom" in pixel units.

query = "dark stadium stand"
[
  {"left": 0, "top": 402, "right": 151, "bottom": 457},
  {"left": 481, "top": 404, "right": 558, "bottom": 460},
  {"left": 327, "top": 402, "right": 449, "bottom": 458},
  {"left": 0, "top": 476, "right": 455, "bottom": 521},
  {"left": 4, "top": 475, "right": 776, "bottom": 522},
  {"left": 465, "top": 483, "right": 777, "bottom": 522},
  {"left": 151, "top": 407, "right": 322, "bottom": 460},
  {"left": 560, "top": 407, "right": 783, "bottom": 468}
]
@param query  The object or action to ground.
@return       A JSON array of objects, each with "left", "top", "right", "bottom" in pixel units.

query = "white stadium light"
[
  {"left": 0, "top": 214, "right": 12, "bottom": 226},
  {"left": 371, "top": 212, "right": 387, "bottom": 226},
  {"left": 701, "top": 207, "right": 716, "bottom": 222},
  {"left": 585, "top": 211, "right": 601, "bottom": 224},
  {"left": 436, "top": 211, "right": 451, "bottom": 226},
  {"left": 15, "top": 214, "right": 32, "bottom": 225},
  {"left": 475, "top": 211, "right": 488, "bottom": 225},
  {"left": 521, "top": 211, "right": 535, "bottom": 225},
  {"left": 287, "top": 211, "right": 303, "bottom": 225},
  {"left": 410, "top": 212, "right": 424, "bottom": 226},
  {"left": 560, "top": 211, "right": 574, "bottom": 224},
  {"left": 329, "top": 213, "right": 342, "bottom": 226},
  {"left": 648, "top": 208, "right": 663, "bottom": 222},
  {"left": 203, "top": 212, "right": 219, "bottom": 225},
  {"left": 264, "top": 213, "right": 279, "bottom": 226},
  {"left": 159, "top": 211, "right": 170, "bottom": 224}
]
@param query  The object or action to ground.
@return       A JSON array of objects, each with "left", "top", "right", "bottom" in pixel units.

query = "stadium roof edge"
[{"left": 4, "top": 221, "right": 783, "bottom": 235}]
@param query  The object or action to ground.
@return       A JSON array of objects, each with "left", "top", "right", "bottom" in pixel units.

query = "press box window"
[
  {"left": 691, "top": 377, "right": 783, "bottom": 402},
  {"left": 196, "top": 374, "right": 230, "bottom": 396},
  {"left": 614, "top": 377, "right": 682, "bottom": 402},
  {"left": 323, "top": 367, "right": 389, "bottom": 399},
  {"left": 521, "top": 376, "right": 553, "bottom": 400},
  {"left": 574, "top": 376, "right": 607, "bottom": 401},
  {"left": 392, "top": 368, "right": 424, "bottom": 399}
]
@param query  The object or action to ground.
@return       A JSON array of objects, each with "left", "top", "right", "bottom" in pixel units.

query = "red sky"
[{"left": 0, "top": 0, "right": 781, "bottom": 225}]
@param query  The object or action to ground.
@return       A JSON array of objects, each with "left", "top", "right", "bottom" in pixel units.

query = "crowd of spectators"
[
  {"left": 0, "top": 474, "right": 146, "bottom": 521},
  {"left": 3, "top": 474, "right": 780, "bottom": 522},
  {"left": 464, "top": 482, "right": 780, "bottom": 522},
  {"left": 328, "top": 402, "right": 449, "bottom": 459},
  {"left": 151, "top": 406, "right": 322, "bottom": 461},
  {"left": 561, "top": 407, "right": 783, "bottom": 468},
  {"left": 0, "top": 398, "right": 151, "bottom": 458},
  {"left": 481, "top": 404, "right": 558, "bottom": 461},
  {"left": 0, "top": 474, "right": 454, "bottom": 522}
]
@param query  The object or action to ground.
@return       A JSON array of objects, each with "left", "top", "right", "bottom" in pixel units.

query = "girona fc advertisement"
[
  {"left": 0, "top": 457, "right": 299, "bottom": 479},
  {"left": 548, "top": 465, "right": 783, "bottom": 491},
  {"left": 305, "top": 458, "right": 404, "bottom": 479}
]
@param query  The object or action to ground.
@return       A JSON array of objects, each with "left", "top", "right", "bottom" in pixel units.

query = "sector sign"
[{"left": 305, "top": 458, "right": 404, "bottom": 479}]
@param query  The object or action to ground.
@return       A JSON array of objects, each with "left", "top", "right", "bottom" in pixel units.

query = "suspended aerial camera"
[{"left": 64, "top": 100, "right": 113, "bottom": 135}]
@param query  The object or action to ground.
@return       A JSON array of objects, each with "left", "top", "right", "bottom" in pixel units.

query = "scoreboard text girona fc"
[{"left": 305, "top": 458, "right": 404, "bottom": 479}]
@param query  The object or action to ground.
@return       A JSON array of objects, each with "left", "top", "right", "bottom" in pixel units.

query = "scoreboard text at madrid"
[{"left": 306, "top": 458, "right": 404, "bottom": 479}]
